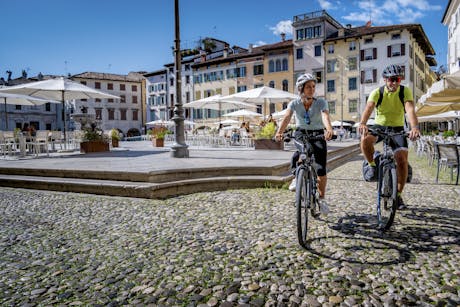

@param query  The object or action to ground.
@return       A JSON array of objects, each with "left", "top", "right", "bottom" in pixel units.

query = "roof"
[
  {"left": 71, "top": 72, "right": 144, "bottom": 82},
  {"left": 442, "top": 0, "right": 453, "bottom": 24},
  {"left": 324, "top": 24, "right": 435, "bottom": 56}
]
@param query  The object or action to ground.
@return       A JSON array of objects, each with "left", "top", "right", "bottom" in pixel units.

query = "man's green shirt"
[{"left": 368, "top": 85, "right": 413, "bottom": 127}]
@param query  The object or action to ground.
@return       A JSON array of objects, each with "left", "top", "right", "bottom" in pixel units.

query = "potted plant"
[
  {"left": 254, "top": 122, "right": 284, "bottom": 150},
  {"left": 110, "top": 128, "right": 120, "bottom": 148},
  {"left": 151, "top": 128, "right": 169, "bottom": 147},
  {"left": 80, "top": 123, "right": 110, "bottom": 153}
]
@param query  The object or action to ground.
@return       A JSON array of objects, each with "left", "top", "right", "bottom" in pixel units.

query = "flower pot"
[
  {"left": 254, "top": 139, "right": 284, "bottom": 150},
  {"left": 80, "top": 141, "right": 110, "bottom": 153},
  {"left": 153, "top": 138, "right": 164, "bottom": 147}
]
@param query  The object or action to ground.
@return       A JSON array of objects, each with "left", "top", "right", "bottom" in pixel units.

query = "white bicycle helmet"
[
  {"left": 382, "top": 64, "right": 403, "bottom": 78},
  {"left": 296, "top": 73, "right": 316, "bottom": 94}
]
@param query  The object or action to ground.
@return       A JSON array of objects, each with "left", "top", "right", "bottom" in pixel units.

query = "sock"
[{"left": 369, "top": 161, "right": 376, "bottom": 167}]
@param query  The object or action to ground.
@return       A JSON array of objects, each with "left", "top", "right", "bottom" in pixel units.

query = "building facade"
[{"left": 443, "top": 0, "right": 460, "bottom": 74}]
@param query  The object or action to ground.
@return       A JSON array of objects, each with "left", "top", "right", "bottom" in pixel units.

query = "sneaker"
[
  {"left": 288, "top": 178, "right": 296, "bottom": 191},
  {"left": 363, "top": 164, "right": 377, "bottom": 182},
  {"left": 318, "top": 198, "right": 330, "bottom": 215},
  {"left": 397, "top": 196, "right": 408, "bottom": 210}
]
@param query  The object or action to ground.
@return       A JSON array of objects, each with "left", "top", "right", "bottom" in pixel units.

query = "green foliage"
[
  {"left": 255, "top": 122, "right": 277, "bottom": 140},
  {"left": 82, "top": 125, "right": 108, "bottom": 142},
  {"left": 153, "top": 129, "right": 171, "bottom": 140},
  {"left": 442, "top": 130, "right": 455, "bottom": 138},
  {"left": 110, "top": 128, "right": 120, "bottom": 140}
]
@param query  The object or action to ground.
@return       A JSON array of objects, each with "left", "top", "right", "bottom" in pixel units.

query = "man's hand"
[
  {"left": 358, "top": 123, "right": 368, "bottom": 135},
  {"left": 409, "top": 127, "right": 420, "bottom": 141},
  {"left": 275, "top": 132, "right": 283, "bottom": 142}
]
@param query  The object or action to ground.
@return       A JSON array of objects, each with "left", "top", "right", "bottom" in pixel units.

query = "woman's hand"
[
  {"left": 275, "top": 132, "right": 283, "bottom": 142},
  {"left": 324, "top": 129, "right": 334, "bottom": 141}
]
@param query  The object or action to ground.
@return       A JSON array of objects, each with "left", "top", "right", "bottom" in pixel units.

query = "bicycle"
[
  {"left": 367, "top": 127, "right": 408, "bottom": 231},
  {"left": 284, "top": 129, "right": 335, "bottom": 248}
]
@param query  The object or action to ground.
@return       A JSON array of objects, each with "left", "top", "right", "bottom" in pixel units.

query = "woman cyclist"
[{"left": 275, "top": 73, "right": 334, "bottom": 213}]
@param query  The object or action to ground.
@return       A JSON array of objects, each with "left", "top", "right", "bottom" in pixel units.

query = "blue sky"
[{"left": 0, "top": 0, "right": 448, "bottom": 79}]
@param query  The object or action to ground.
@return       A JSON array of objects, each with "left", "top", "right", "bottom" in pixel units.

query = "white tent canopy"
[
  {"left": 417, "top": 71, "right": 460, "bottom": 116},
  {"left": 418, "top": 110, "right": 460, "bottom": 122},
  {"left": 331, "top": 120, "right": 352, "bottom": 127}
]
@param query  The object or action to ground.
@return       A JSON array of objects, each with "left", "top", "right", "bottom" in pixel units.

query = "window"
[
  {"left": 364, "top": 38, "right": 373, "bottom": 44},
  {"left": 45, "top": 103, "right": 51, "bottom": 112},
  {"left": 327, "top": 59, "right": 337, "bottom": 73},
  {"left": 132, "top": 110, "right": 138, "bottom": 121},
  {"left": 282, "top": 80, "right": 288, "bottom": 91},
  {"left": 80, "top": 81, "right": 87, "bottom": 85},
  {"left": 349, "top": 41, "right": 356, "bottom": 51},
  {"left": 95, "top": 109, "right": 102, "bottom": 120},
  {"left": 328, "top": 44, "right": 334, "bottom": 54},
  {"left": 296, "top": 48, "right": 303, "bottom": 59},
  {"left": 95, "top": 82, "right": 101, "bottom": 89},
  {"left": 108, "top": 109, "right": 114, "bottom": 120},
  {"left": 314, "top": 71, "right": 322, "bottom": 83},
  {"left": 269, "top": 60, "right": 274, "bottom": 72},
  {"left": 297, "top": 25, "right": 321, "bottom": 39},
  {"left": 348, "top": 57, "right": 357, "bottom": 70},
  {"left": 253, "top": 64, "right": 264, "bottom": 75},
  {"left": 327, "top": 80, "right": 335, "bottom": 92},
  {"left": 360, "top": 68, "right": 377, "bottom": 83},
  {"left": 349, "top": 99, "right": 358, "bottom": 113},
  {"left": 120, "top": 95, "right": 126, "bottom": 103},
  {"left": 391, "top": 33, "right": 401, "bottom": 40},
  {"left": 237, "top": 85, "right": 247, "bottom": 92},
  {"left": 275, "top": 60, "right": 281, "bottom": 71},
  {"left": 361, "top": 48, "right": 377, "bottom": 61},
  {"left": 120, "top": 84, "right": 125, "bottom": 91},
  {"left": 282, "top": 58, "right": 288, "bottom": 71},
  {"left": 120, "top": 109, "right": 127, "bottom": 120},
  {"left": 107, "top": 83, "right": 113, "bottom": 90},
  {"left": 108, "top": 98, "right": 114, "bottom": 103},
  {"left": 387, "top": 44, "right": 406, "bottom": 57},
  {"left": 269, "top": 81, "right": 275, "bottom": 88},
  {"left": 132, "top": 85, "right": 137, "bottom": 92},
  {"left": 186, "top": 75, "right": 190, "bottom": 84},
  {"left": 95, "top": 98, "right": 101, "bottom": 103},
  {"left": 328, "top": 101, "right": 336, "bottom": 114},
  {"left": 132, "top": 96, "right": 138, "bottom": 104},
  {"left": 348, "top": 77, "right": 357, "bottom": 90},
  {"left": 314, "top": 45, "right": 322, "bottom": 57},
  {"left": 236, "top": 66, "right": 246, "bottom": 77}
]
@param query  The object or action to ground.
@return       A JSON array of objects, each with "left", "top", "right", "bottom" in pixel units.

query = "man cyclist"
[
  {"left": 275, "top": 73, "right": 334, "bottom": 214},
  {"left": 358, "top": 64, "right": 420, "bottom": 209}
]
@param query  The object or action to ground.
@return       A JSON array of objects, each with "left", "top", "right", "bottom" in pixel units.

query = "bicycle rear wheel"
[
  {"left": 296, "top": 168, "right": 313, "bottom": 248},
  {"left": 377, "top": 164, "right": 398, "bottom": 231}
]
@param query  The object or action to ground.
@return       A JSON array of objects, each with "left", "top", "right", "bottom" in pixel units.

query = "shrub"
[{"left": 255, "top": 122, "right": 277, "bottom": 140}]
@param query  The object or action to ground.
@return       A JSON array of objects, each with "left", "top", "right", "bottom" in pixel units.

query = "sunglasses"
[
  {"left": 388, "top": 76, "right": 401, "bottom": 83},
  {"left": 304, "top": 111, "right": 311, "bottom": 125}
]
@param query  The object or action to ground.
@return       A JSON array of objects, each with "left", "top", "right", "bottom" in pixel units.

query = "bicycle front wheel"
[
  {"left": 296, "top": 168, "right": 313, "bottom": 248},
  {"left": 377, "top": 164, "right": 398, "bottom": 231}
]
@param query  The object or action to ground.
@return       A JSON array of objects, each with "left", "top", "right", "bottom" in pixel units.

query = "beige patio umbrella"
[
  {"left": 0, "top": 92, "right": 60, "bottom": 129},
  {"left": 0, "top": 77, "right": 120, "bottom": 141}
]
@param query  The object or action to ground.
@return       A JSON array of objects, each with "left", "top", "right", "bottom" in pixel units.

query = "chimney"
[
  {"left": 281, "top": 33, "right": 286, "bottom": 41},
  {"left": 200, "top": 49, "right": 206, "bottom": 62},
  {"left": 248, "top": 44, "right": 253, "bottom": 53},
  {"left": 338, "top": 28, "right": 344, "bottom": 37},
  {"left": 223, "top": 47, "right": 228, "bottom": 58},
  {"left": 346, "top": 24, "right": 352, "bottom": 29}
]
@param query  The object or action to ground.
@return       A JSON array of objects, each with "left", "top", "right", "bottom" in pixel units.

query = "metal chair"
[{"left": 435, "top": 143, "right": 459, "bottom": 185}]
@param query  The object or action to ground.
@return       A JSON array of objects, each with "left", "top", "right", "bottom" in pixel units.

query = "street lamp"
[{"left": 170, "top": 0, "right": 189, "bottom": 158}]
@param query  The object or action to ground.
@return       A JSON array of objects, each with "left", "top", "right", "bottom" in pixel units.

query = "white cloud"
[
  {"left": 395, "top": 0, "right": 442, "bottom": 11},
  {"left": 253, "top": 41, "right": 267, "bottom": 47},
  {"left": 269, "top": 20, "right": 292, "bottom": 35},
  {"left": 318, "top": 0, "right": 334, "bottom": 10}
]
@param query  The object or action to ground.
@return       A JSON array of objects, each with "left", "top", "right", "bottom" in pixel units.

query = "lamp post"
[{"left": 170, "top": 0, "right": 189, "bottom": 158}]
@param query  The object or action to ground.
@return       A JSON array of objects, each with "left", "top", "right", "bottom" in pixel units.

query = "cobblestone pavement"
[{"left": 0, "top": 156, "right": 459, "bottom": 306}]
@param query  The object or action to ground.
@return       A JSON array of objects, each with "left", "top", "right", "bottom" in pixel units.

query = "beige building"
[
  {"left": 323, "top": 23, "right": 436, "bottom": 123},
  {"left": 71, "top": 72, "right": 145, "bottom": 136}
]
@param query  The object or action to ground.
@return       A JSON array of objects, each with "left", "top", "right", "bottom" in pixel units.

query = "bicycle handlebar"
[
  {"left": 368, "top": 127, "right": 409, "bottom": 138},
  {"left": 281, "top": 128, "right": 337, "bottom": 143}
]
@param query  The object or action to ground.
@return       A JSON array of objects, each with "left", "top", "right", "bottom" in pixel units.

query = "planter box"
[
  {"left": 254, "top": 139, "right": 284, "bottom": 150},
  {"left": 80, "top": 141, "right": 110, "bottom": 153},
  {"left": 152, "top": 138, "right": 164, "bottom": 147}
]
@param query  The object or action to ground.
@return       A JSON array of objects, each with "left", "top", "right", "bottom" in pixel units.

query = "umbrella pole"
[
  {"left": 62, "top": 91, "right": 67, "bottom": 150},
  {"left": 4, "top": 98, "right": 8, "bottom": 130}
]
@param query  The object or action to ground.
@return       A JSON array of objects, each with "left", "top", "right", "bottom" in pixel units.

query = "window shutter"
[
  {"left": 373, "top": 48, "right": 377, "bottom": 60},
  {"left": 387, "top": 46, "right": 392, "bottom": 58},
  {"left": 360, "top": 50, "right": 364, "bottom": 61},
  {"left": 361, "top": 70, "right": 365, "bottom": 84},
  {"left": 373, "top": 69, "right": 377, "bottom": 82},
  {"left": 401, "top": 65, "right": 406, "bottom": 80},
  {"left": 401, "top": 44, "right": 405, "bottom": 56}
]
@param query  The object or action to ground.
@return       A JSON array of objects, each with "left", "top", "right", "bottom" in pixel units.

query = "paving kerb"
[{"left": 0, "top": 139, "right": 361, "bottom": 198}]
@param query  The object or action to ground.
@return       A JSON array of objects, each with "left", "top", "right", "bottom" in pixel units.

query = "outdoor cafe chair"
[{"left": 435, "top": 143, "right": 459, "bottom": 185}]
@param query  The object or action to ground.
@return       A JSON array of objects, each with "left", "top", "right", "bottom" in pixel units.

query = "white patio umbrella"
[
  {"left": 0, "top": 93, "right": 60, "bottom": 129},
  {"left": 418, "top": 110, "right": 460, "bottom": 122},
  {"left": 220, "top": 86, "right": 298, "bottom": 118},
  {"left": 183, "top": 94, "right": 254, "bottom": 123},
  {"left": 331, "top": 120, "right": 352, "bottom": 127},
  {"left": 223, "top": 109, "right": 263, "bottom": 118},
  {"left": 271, "top": 108, "right": 288, "bottom": 119},
  {"left": 146, "top": 119, "right": 195, "bottom": 127},
  {"left": 219, "top": 119, "right": 239, "bottom": 125},
  {"left": 0, "top": 77, "right": 120, "bottom": 141}
]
